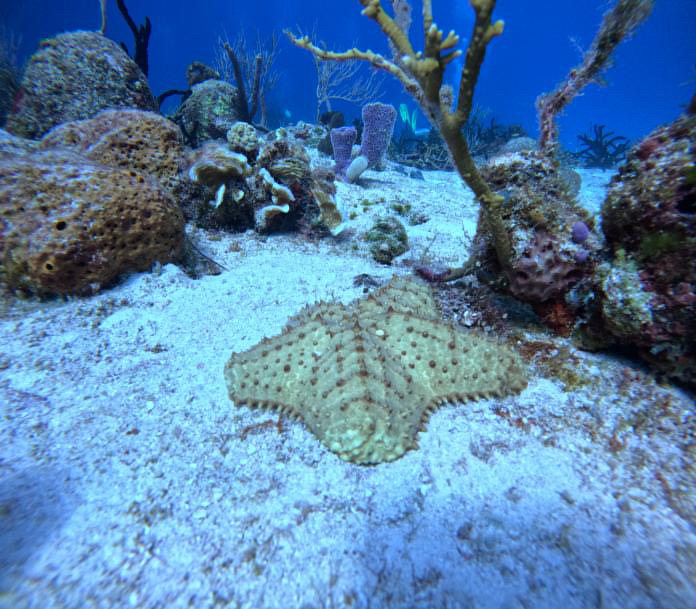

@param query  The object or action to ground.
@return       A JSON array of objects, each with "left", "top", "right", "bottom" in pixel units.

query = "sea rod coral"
[{"left": 536, "top": 0, "right": 654, "bottom": 157}]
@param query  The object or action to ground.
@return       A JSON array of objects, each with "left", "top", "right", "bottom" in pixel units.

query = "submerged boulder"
[
  {"left": 593, "top": 110, "right": 696, "bottom": 384},
  {"left": 0, "top": 110, "right": 187, "bottom": 295},
  {"left": 5, "top": 31, "right": 156, "bottom": 139},
  {"left": 171, "top": 80, "right": 241, "bottom": 148}
]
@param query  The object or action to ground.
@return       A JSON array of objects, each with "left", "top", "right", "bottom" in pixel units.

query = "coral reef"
[
  {"left": 216, "top": 31, "right": 281, "bottom": 127},
  {"left": 222, "top": 41, "right": 261, "bottom": 124},
  {"left": 189, "top": 143, "right": 252, "bottom": 186},
  {"left": 345, "top": 155, "right": 369, "bottom": 184},
  {"left": 5, "top": 31, "right": 156, "bottom": 139},
  {"left": 186, "top": 61, "right": 220, "bottom": 86},
  {"left": 116, "top": 0, "right": 151, "bottom": 76},
  {"left": 329, "top": 126, "right": 357, "bottom": 175},
  {"left": 536, "top": 0, "right": 654, "bottom": 156},
  {"left": 0, "top": 26, "right": 21, "bottom": 126},
  {"left": 413, "top": 146, "right": 587, "bottom": 332},
  {"left": 226, "top": 120, "right": 261, "bottom": 160},
  {"left": 389, "top": 129, "right": 453, "bottom": 171},
  {"left": 461, "top": 108, "right": 526, "bottom": 159},
  {"left": 595, "top": 251, "right": 654, "bottom": 340},
  {"left": 479, "top": 151, "right": 596, "bottom": 294},
  {"left": 593, "top": 109, "right": 696, "bottom": 384},
  {"left": 187, "top": 142, "right": 253, "bottom": 227},
  {"left": 156, "top": 62, "right": 219, "bottom": 110},
  {"left": 0, "top": 148, "right": 183, "bottom": 295},
  {"left": 224, "top": 277, "right": 527, "bottom": 464},
  {"left": 39, "top": 109, "right": 187, "bottom": 197},
  {"left": 499, "top": 136, "right": 537, "bottom": 155},
  {"left": 327, "top": 123, "right": 371, "bottom": 183},
  {"left": 571, "top": 221, "right": 591, "bottom": 244},
  {"left": 301, "top": 28, "right": 385, "bottom": 121},
  {"left": 317, "top": 111, "right": 344, "bottom": 155},
  {"left": 508, "top": 232, "right": 583, "bottom": 304},
  {"left": 287, "top": 0, "right": 515, "bottom": 274},
  {"left": 390, "top": 113, "right": 525, "bottom": 171},
  {"left": 286, "top": 0, "right": 660, "bottom": 345},
  {"left": 187, "top": 125, "right": 343, "bottom": 235},
  {"left": 0, "top": 110, "right": 188, "bottom": 295},
  {"left": 288, "top": 121, "right": 329, "bottom": 149}
]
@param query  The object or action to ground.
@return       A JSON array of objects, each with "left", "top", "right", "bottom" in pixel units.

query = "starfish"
[{"left": 224, "top": 277, "right": 527, "bottom": 464}]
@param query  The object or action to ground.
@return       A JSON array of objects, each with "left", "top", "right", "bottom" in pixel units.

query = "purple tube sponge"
[
  {"left": 571, "top": 221, "right": 590, "bottom": 244},
  {"left": 330, "top": 126, "right": 357, "bottom": 175},
  {"left": 360, "top": 102, "right": 397, "bottom": 169},
  {"left": 575, "top": 249, "right": 589, "bottom": 263}
]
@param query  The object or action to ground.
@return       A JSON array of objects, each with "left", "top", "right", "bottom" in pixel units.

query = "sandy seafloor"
[{"left": 0, "top": 159, "right": 694, "bottom": 609}]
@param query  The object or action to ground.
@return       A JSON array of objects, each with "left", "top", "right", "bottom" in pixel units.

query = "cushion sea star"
[{"left": 224, "top": 277, "right": 527, "bottom": 464}]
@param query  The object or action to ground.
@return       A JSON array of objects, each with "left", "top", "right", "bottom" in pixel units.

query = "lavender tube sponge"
[
  {"left": 330, "top": 126, "right": 357, "bottom": 175},
  {"left": 360, "top": 102, "right": 396, "bottom": 169}
]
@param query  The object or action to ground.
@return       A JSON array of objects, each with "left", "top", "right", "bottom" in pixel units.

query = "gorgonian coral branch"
[
  {"left": 285, "top": 0, "right": 512, "bottom": 271},
  {"left": 536, "top": 0, "right": 654, "bottom": 155}
]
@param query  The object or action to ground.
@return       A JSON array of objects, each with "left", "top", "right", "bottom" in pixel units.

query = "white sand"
[{"left": 1, "top": 163, "right": 694, "bottom": 609}]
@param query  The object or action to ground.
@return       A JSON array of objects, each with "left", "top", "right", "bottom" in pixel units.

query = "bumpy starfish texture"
[{"left": 224, "top": 277, "right": 527, "bottom": 464}]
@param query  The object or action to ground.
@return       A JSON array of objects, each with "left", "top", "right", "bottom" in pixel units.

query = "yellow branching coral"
[{"left": 285, "top": 0, "right": 512, "bottom": 272}]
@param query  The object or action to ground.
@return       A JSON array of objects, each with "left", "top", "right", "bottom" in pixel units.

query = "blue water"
[{"left": 2, "top": 0, "right": 694, "bottom": 148}]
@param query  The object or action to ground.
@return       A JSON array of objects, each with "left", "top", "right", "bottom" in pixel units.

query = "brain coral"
[
  {"left": 227, "top": 122, "right": 261, "bottom": 159},
  {"left": 0, "top": 149, "right": 184, "bottom": 295}
]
